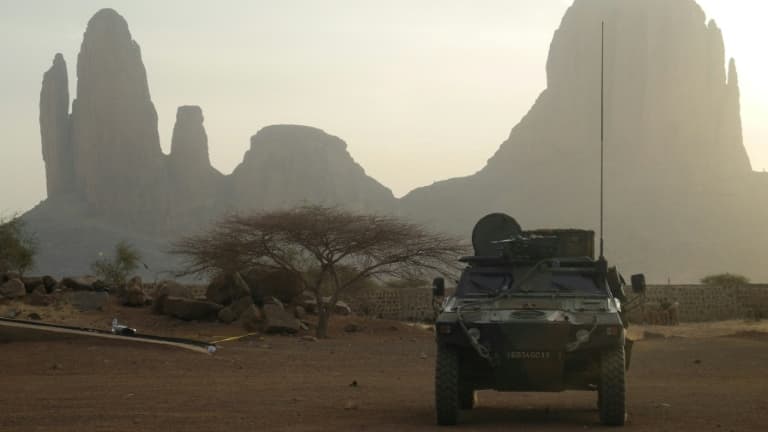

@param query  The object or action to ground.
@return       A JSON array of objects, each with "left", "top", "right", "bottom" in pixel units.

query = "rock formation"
[
  {"left": 229, "top": 125, "right": 396, "bottom": 213},
  {"left": 165, "top": 106, "right": 224, "bottom": 232},
  {"left": 402, "top": 0, "right": 768, "bottom": 281},
  {"left": 69, "top": 8, "right": 163, "bottom": 223},
  {"left": 39, "top": 53, "right": 73, "bottom": 198},
  {"left": 169, "top": 106, "right": 211, "bottom": 170},
  {"left": 25, "top": 9, "right": 396, "bottom": 276},
  {"left": 23, "top": 2, "right": 768, "bottom": 282}
]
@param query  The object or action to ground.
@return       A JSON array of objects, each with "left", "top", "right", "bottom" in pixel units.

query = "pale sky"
[{"left": 1, "top": 1, "right": 766, "bottom": 215}]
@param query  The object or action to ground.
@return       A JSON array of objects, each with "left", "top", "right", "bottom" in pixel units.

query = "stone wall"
[
  {"left": 345, "top": 286, "right": 437, "bottom": 322},
  {"left": 627, "top": 284, "right": 768, "bottom": 322},
  {"left": 343, "top": 284, "right": 768, "bottom": 323}
]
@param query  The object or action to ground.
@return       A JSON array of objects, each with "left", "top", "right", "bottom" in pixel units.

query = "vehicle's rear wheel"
[
  {"left": 459, "top": 386, "right": 476, "bottom": 410},
  {"left": 435, "top": 345, "right": 460, "bottom": 425},
  {"left": 598, "top": 347, "right": 627, "bottom": 426}
]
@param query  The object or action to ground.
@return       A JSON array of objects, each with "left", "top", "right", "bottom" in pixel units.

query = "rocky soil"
[{"left": 1, "top": 303, "right": 767, "bottom": 431}]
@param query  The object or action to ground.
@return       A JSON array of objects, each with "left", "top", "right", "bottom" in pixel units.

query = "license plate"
[{"left": 505, "top": 351, "right": 560, "bottom": 360}]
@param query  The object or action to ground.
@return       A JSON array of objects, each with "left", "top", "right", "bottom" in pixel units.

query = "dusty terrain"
[{"left": 1, "top": 302, "right": 767, "bottom": 431}]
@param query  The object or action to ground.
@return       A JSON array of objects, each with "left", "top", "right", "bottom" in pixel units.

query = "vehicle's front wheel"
[
  {"left": 598, "top": 346, "right": 627, "bottom": 426},
  {"left": 435, "top": 345, "right": 460, "bottom": 425}
]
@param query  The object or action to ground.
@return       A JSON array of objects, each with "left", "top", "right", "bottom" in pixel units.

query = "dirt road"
[{"left": 1, "top": 318, "right": 767, "bottom": 431}]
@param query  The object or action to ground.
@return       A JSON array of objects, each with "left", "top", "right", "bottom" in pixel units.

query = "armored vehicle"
[{"left": 432, "top": 213, "right": 645, "bottom": 426}]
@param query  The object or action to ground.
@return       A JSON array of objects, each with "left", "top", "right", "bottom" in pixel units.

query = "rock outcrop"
[
  {"left": 165, "top": 106, "right": 224, "bottom": 232},
  {"left": 169, "top": 106, "right": 210, "bottom": 170},
  {"left": 402, "top": 0, "right": 768, "bottom": 281},
  {"left": 0, "top": 279, "right": 26, "bottom": 299},
  {"left": 229, "top": 125, "right": 396, "bottom": 213},
  {"left": 69, "top": 8, "right": 163, "bottom": 224},
  {"left": 26, "top": 10, "right": 396, "bottom": 277},
  {"left": 39, "top": 54, "right": 74, "bottom": 198},
  {"left": 162, "top": 297, "right": 222, "bottom": 321}
]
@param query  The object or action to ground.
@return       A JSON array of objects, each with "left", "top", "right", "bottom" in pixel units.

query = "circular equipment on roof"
[{"left": 471, "top": 213, "right": 522, "bottom": 256}]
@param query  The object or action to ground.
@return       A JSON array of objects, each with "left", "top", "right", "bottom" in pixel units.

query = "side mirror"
[
  {"left": 432, "top": 277, "right": 445, "bottom": 297},
  {"left": 631, "top": 274, "right": 646, "bottom": 294}
]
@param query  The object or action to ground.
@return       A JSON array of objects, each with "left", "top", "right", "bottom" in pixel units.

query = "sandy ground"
[{"left": 1, "top": 300, "right": 767, "bottom": 431}]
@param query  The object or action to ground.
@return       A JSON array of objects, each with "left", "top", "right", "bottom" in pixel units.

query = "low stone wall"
[
  {"left": 346, "top": 286, "right": 436, "bottom": 322},
  {"left": 628, "top": 284, "right": 768, "bottom": 322},
  {"left": 186, "top": 277, "right": 768, "bottom": 323},
  {"left": 344, "top": 284, "right": 768, "bottom": 323}
]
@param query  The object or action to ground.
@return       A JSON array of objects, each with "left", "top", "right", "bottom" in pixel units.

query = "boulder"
[
  {"left": 298, "top": 291, "right": 317, "bottom": 314},
  {"left": 61, "top": 276, "right": 99, "bottom": 291},
  {"left": 217, "top": 307, "right": 238, "bottom": 324},
  {"left": 163, "top": 297, "right": 221, "bottom": 321},
  {"left": 263, "top": 303, "right": 300, "bottom": 334},
  {"left": 69, "top": 291, "right": 109, "bottom": 311},
  {"left": 334, "top": 300, "right": 352, "bottom": 316},
  {"left": 243, "top": 268, "right": 303, "bottom": 304},
  {"left": 238, "top": 304, "right": 265, "bottom": 331},
  {"left": 29, "top": 288, "right": 53, "bottom": 306},
  {"left": 264, "top": 296, "right": 284, "bottom": 309},
  {"left": 217, "top": 295, "right": 254, "bottom": 324},
  {"left": 152, "top": 280, "right": 193, "bottom": 314},
  {"left": 206, "top": 272, "right": 250, "bottom": 305},
  {"left": 22, "top": 277, "right": 45, "bottom": 293},
  {"left": 155, "top": 279, "right": 193, "bottom": 298},
  {"left": 2, "top": 272, "right": 21, "bottom": 283},
  {"left": 42, "top": 275, "right": 57, "bottom": 293},
  {"left": 0, "top": 279, "right": 26, "bottom": 299}
]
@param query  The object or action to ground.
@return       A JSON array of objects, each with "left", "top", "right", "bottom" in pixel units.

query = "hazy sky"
[{"left": 1, "top": 1, "right": 766, "bottom": 215}]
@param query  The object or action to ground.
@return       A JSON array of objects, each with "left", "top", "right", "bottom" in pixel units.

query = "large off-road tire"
[
  {"left": 459, "top": 386, "right": 476, "bottom": 410},
  {"left": 435, "top": 345, "right": 460, "bottom": 425},
  {"left": 599, "top": 347, "right": 627, "bottom": 426}
]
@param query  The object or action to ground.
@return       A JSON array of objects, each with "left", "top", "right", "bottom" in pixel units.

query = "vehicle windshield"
[{"left": 456, "top": 268, "right": 606, "bottom": 297}]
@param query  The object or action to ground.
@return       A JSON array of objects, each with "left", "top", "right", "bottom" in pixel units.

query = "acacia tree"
[{"left": 171, "top": 205, "right": 466, "bottom": 338}]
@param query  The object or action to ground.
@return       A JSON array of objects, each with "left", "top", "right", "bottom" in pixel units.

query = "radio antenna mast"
[{"left": 599, "top": 21, "right": 605, "bottom": 260}]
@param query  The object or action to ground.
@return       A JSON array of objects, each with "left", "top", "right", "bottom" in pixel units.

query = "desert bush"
[
  {"left": 0, "top": 215, "right": 38, "bottom": 275},
  {"left": 91, "top": 241, "right": 142, "bottom": 288},
  {"left": 700, "top": 272, "right": 750, "bottom": 288}
]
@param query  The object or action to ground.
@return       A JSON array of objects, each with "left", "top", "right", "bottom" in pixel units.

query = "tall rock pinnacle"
[
  {"left": 720, "top": 58, "right": 750, "bottom": 174},
  {"left": 170, "top": 106, "right": 210, "bottom": 169},
  {"left": 39, "top": 53, "right": 73, "bottom": 198},
  {"left": 164, "top": 105, "right": 224, "bottom": 231},
  {"left": 402, "top": 0, "right": 762, "bottom": 281},
  {"left": 69, "top": 8, "right": 162, "bottom": 218}
]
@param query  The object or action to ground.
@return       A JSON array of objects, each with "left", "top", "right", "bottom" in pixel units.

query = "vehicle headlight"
[{"left": 575, "top": 329, "right": 591, "bottom": 343}]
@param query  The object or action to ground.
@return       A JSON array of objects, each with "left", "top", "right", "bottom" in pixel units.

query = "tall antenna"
[{"left": 599, "top": 21, "right": 605, "bottom": 259}]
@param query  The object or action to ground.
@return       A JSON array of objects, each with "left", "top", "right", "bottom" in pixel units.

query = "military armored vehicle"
[{"left": 432, "top": 213, "right": 645, "bottom": 426}]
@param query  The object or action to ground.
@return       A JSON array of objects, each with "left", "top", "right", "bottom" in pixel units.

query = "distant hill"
[{"left": 24, "top": 2, "right": 768, "bottom": 282}]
